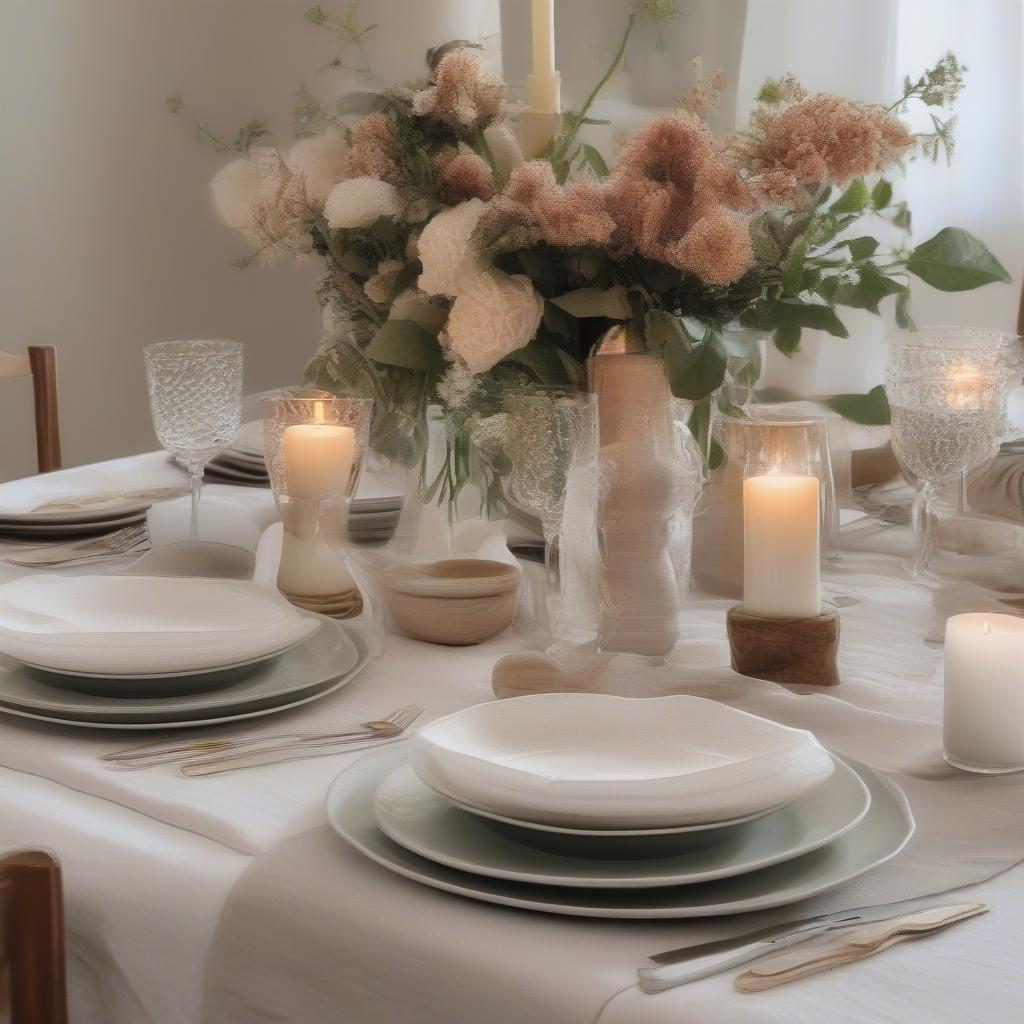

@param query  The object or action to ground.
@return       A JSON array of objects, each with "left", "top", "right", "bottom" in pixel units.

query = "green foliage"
[
  {"left": 550, "top": 286, "right": 631, "bottom": 319},
  {"left": 365, "top": 320, "right": 445, "bottom": 374},
  {"left": 830, "top": 179, "right": 870, "bottom": 214},
  {"left": 870, "top": 179, "right": 893, "bottom": 209},
  {"left": 824, "top": 385, "right": 892, "bottom": 426},
  {"left": 665, "top": 331, "right": 727, "bottom": 400},
  {"left": 906, "top": 227, "right": 1011, "bottom": 291}
]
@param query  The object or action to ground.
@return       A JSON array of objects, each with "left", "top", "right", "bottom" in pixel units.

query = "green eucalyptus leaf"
[
  {"left": 644, "top": 309, "right": 687, "bottom": 352},
  {"left": 745, "top": 300, "right": 850, "bottom": 339},
  {"left": 365, "top": 319, "right": 444, "bottom": 374},
  {"left": 506, "top": 340, "right": 572, "bottom": 384},
  {"left": 906, "top": 227, "right": 1012, "bottom": 291},
  {"left": 781, "top": 237, "right": 808, "bottom": 296},
  {"left": 845, "top": 236, "right": 880, "bottom": 260},
  {"left": 871, "top": 179, "right": 893, "bottom": 209},
  {"left": 833, "top": 263, "right": 906, "bottom": 314},
  {"left": 824, "top": 384, "right": 892, "bottom": 425},
  {"left": 895, "top": 292, "right": 917, "bottom": 330},
  {"left": 891, "top": 204, "right": 912, "bottom": 231},
  {"left": 666, "top": 334, "right": 727, "bottom": 401},
  {"left": 550, "top": 285, "right": 631, "bottom": 319},
  {"left": 579, "top": 144, "right": 609, "bottom": 178},
  {"left": 830, "top": 179, "right": 870, "bottom": 213}
]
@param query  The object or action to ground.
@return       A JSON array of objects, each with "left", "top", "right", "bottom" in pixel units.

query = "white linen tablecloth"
[{"left": 0, "top": 454, "right": 1022, "bottom": 1024}]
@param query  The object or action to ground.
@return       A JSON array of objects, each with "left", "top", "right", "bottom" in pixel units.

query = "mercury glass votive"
[{"left": 262, "top": 393, "right": 374, "bottom": 619}]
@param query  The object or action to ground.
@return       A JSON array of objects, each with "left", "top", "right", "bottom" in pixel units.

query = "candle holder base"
[
  {"left": 943, "top": 753, "right": 1024, "bottom": 775},
  {"left": 283, "top": 587, "right": 363, "bottom": 621},
  {"left": 727, "top": 605, "right": 840, "bottom": 687}
]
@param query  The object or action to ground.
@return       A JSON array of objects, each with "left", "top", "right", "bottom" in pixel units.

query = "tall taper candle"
[
  {"left": 528, "top": 0, "right": 561, "bottom": 113},
  {"left": 743, "top": 474, "right": 820, "bottom": 618},
  {"left": 944, "top": 613, "right": 1024, "bottom": 773}
]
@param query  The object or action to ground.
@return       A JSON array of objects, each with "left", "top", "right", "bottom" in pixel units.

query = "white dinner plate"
[
  {"left": 327, "top": 747, "right": 914, "bottom": 918},
  {"left": 373, "top": 754, "right": 870, "bottom": 888},
  {"left": 412, "top": 694, "right": 835, "bottom": 829},
  {"left": 0, "top": 619, "right": 371, "bottom": 729},
  {"left": 0, "top": 575, "right": 318, "bottom": 676},
  {"left": 231, "top": 420, "right": 265, "bottom": 457}
]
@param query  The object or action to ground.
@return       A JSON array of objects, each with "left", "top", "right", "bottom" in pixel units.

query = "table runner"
[{"left": 201, "top": 641, "right": 1024, "bottom": 1024}]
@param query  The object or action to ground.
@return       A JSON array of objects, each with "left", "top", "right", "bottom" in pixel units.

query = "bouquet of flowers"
[{"left": 173, "top": 5, "right": 1009, "bottom": 506}]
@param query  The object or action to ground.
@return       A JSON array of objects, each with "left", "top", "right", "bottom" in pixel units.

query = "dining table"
[{"left": 0, "top": 450, "right": 1022, "bottom": 1024}]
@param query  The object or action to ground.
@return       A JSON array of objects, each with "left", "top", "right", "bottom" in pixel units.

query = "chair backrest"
[
  {"left": 0, "top": 347, "right": 61, "bottom": 473},
  {"left": 0, "top": 850, "right": 68, "bottom": 1024}
]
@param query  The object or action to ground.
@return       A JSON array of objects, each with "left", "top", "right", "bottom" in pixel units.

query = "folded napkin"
[
  {"left": 735, "top": 902, "right": 988, "bottom": 992},
  {"left": 32, "top": 486, "right": 188, "bottom": 514}
]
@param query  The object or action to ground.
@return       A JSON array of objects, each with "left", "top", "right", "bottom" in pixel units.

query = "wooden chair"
[
  {"left": 0, "top": 851, "right": 68, "bottom": 1024},
  {"left": 0, "top": 348, "right": 61, "bottom": 473}
]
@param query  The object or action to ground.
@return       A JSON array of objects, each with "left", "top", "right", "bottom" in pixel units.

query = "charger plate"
[
  {"left": 327, "top": 747, "right": 914, "bottom": 918},
  {"left": 373, "top": 754, "right": 870, "bottom": 888},
  {"left": 0, "top": 619, "right": 371, "bottom": 729}
]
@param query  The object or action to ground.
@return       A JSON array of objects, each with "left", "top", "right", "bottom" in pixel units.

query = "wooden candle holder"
[{"left": 727, "top": 605, "right": 841, "bottom": 687}]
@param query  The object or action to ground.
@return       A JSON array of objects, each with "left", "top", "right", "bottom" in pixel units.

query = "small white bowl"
[{"left": 411, "top": 693, "right": 835, "bottom": 829}]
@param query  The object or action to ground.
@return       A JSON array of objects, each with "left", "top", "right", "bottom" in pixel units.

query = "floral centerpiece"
[{"left": 172, "top": 4, "right": 1009, "bottom": 507}]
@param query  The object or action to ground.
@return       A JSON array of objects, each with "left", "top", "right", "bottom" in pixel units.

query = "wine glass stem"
[
  {"left": 542, "top": 520, "right": 560, "bottom": 631},
  {"left": 912, "top": 481, "right": 936, "bottom": 577},
  {"left": 188, "top": 464, "right": 204, "bottom": 539}
]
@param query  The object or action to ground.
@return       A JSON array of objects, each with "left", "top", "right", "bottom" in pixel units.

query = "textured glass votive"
[
  {"left": 943, "top": 613, "right": 1024, "bottom": 774},
  {"left": 262, "top": 394, "right": 374, "bottom": 619}
]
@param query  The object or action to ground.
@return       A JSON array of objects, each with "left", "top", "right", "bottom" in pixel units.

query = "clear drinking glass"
[
  {"left": 501, "top": 387, "right": 599, "bottom": 628},
  {"left": 144, "top": 339, "right": 244, "bottom": 538},
  {"left": 888, "top": 328, "right": 1023, "bottom": 577}
]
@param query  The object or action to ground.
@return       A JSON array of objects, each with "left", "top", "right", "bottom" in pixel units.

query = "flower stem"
[{"left": 550, "top": 14, "right": 635, "bottom": 174}]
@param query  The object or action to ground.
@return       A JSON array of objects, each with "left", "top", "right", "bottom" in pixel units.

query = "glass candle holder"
[
  {"left": 262, "top": 393, "right": 374, "bottom": 619},
  {"left": 944, "top": 613, "right": 1024, "bottom": 774},
  {"left": 738, "top": 419, "right": 821, "bottom": 620}
]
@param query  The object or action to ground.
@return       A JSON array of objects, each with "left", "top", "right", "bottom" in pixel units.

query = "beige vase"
[{"left": 586, "top": 326, "right": 699, "bottom": 658}]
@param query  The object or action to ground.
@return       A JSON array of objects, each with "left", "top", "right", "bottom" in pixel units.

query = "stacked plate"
[
  {"left": 200, "top": 421, "right": 404, "bottom": 542},
  {"left": 0, "top": 499, "right": 150, "bottom": 541},
  {"left": 327, "top": 694, "right": 915, "bottom": 918},
  {"left": 0, "top": 575, "right": 371, "bottom": 728}
]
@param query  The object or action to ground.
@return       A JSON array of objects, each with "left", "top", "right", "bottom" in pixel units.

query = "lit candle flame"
[{"left": 945, "top": 363, "right": 984, "bottom": 411}]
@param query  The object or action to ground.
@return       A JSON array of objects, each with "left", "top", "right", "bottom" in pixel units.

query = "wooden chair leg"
[
  {"left": 27, "top": 347, "right": 61, "bottom": 474},
  {"left": 0, "top": 851, "right": 68, "bottom": 1024}
]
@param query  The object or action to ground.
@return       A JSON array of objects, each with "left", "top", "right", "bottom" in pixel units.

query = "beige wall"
[{"left": 0, "top": 1, "right": 358, "bottom": 482}]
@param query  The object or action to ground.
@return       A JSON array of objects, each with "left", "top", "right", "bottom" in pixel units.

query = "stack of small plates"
[
  {"left": 0, "top": 500, "right": 150, "bottom": 541},
  {"left": 0, "top": 575, "right": 371, "bottom": 728},
  {"left": 198, "top": 421, "right": 404, "bottom": 542},
  {"left": 327, "top": 694, "right": 915, "bottom": 918}
]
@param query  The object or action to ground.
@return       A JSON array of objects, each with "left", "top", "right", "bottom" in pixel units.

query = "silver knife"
[{"left": 638, "top": 899, "right": 943, "bottom": 994}]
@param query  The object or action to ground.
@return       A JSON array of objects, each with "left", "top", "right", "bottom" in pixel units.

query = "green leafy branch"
[
  {"left": 165, "top": 91, "right": 268, "bottom": 154},
  {"left": 304, "top": 3, "right": 378, "bottom": 81}
]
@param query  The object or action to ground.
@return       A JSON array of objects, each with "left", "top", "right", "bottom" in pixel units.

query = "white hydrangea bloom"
[
  {"left": 324, "top": 175, "right": 404, "bottom": 229},
  {"left": 446, "top": 270, "right": 544, "bottom": 374},
  {"left": 210, "top": 154, "right": 265, "bottom": 233},
  {"left": 417, "top": 198, "right": 487, "bottom": 298},
  {"left": 436, "top": 363, "right": 480, "bottom": 409},
  {"left": 286, "top": 126, "right": 350, "bottom": 207}
]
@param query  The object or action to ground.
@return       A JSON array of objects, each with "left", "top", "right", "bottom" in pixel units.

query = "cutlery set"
[{"left": 102, "top": 704, "right": 423, "bottom": 775}]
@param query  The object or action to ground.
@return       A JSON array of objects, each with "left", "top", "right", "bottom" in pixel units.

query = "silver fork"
[
  {"left": 178, "top": 705, "right": 424, "bottom": 776},
  {"left": 103, "top": 704, "right": 423, "bottom": 770},
  {"left": 7, "top": 525, "right": 149, "bottom": 567}
]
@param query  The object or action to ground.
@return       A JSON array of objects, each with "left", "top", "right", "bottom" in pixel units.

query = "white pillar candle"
[
  {"left": 743, "top": 474, "right": 820, "bottom": 619},
  {"left": 284, "top": 424, "right": 354, "bottom": 499},
  {"left": 527, "top": 0, "right": 561, "bottom": 113},
  {"left": 943, "top": 612, "right": 1024, "bottom": 773}
]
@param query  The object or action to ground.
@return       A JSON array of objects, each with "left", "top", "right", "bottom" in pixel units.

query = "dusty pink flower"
[
  {"left": 437, "top": 152, "right": 495, "bottom": 204},
  {"left": 364, "top": 259, "right": 405, "bottom": 304},
  {"left": 665, "top": 211, "right": 753, "bottom": 285},
  {"left": 606, "top": 114, "right": 750, "bottom": 263},
  {"left": 747, "top": 94, "right": 914, "bottom": 200},
  {"left": 678, "top": 65, "right": 727, "bottom": 121},
  {"left": 412, "top": 49, "right": 506, "bottom": 129},
  {"left": 476, "top": 161, "right": 614, "bottom": 252},
  {"left": 347, "top": 112, "right": 406, "bottom": 187}
]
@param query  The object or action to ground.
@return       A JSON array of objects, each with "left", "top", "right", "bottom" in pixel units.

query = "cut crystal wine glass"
[
  {"left": 887, "top": 328, "right": 1022, "bottom": 577},
  {"left": 144, "top": 339, "right": 244, "bottom": 538}
]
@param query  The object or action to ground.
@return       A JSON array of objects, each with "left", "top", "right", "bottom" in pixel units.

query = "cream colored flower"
[
  {"left": 417, "top": 198, "right": 488, "bottom": 297},
  {"left": 324, "top": 175, "right": 404, "bottom": 229},
  {"left": 390, "top": 288, "right": 449, "bottom": 334},
  {"left": 482, "top": 123, "right": 525, "bottom": 184},
  {"left": 210, "top": 154, "right": 264, "bottom": 233},
  {"left": 286, "top": 127, "right": 349, "bottom": 208},
  {"left": 446, "top": 270, "right": 544, "bottom": 373}
]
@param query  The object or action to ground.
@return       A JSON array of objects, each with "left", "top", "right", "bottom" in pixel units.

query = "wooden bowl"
[{"left": 380, "top": 559, "right": 520, "bottom": 599}]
